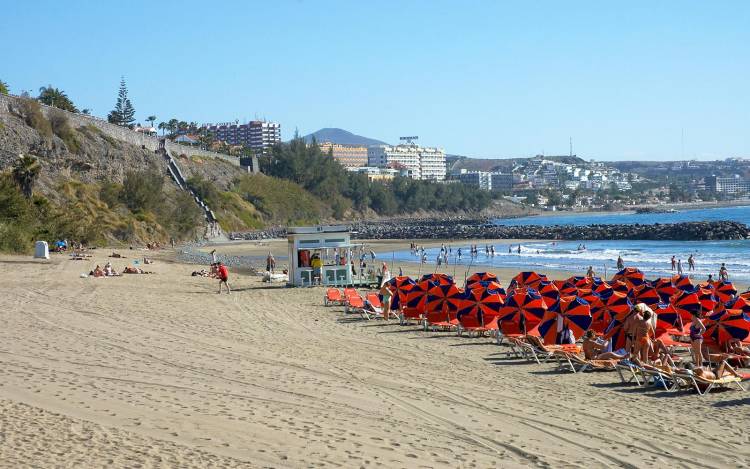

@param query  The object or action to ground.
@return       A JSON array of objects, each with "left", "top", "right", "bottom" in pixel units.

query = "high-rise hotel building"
[
  {"left": 317, "top": 142, "right": 368, "bottom": 167},
  {"left": 367, "top": 144, "right": 446, "bottom": 181},
  {"left": 202, "top": 121, "right": 281, "bottom": 155}
]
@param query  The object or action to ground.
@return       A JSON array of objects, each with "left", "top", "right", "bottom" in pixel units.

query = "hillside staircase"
[{"left": 158, "top": 139, "right": 217, "bottom": 226}]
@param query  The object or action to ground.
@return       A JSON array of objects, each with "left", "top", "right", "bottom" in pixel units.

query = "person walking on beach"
[
  {"left": 517, "top": 245, "right": 521, "bottom": 254},
  {"left": 586, "top": 265, "right": 596, "bottom": 278},
  {"left": 490, "top": 245, "right": 495, "bottom": 256},
  {"left": 210, "top": 249, "right": 217, "bottom": 264},
  {"left": 677, "top": 259, "right": 683, "bottom": 275},
  {"left": 266, "top": 252, "right": 275, "bottom": 273},
  {"left": 217, "top": 261, "right": 230, "bottom": 294},
  {"left": 457, "top": 248, "right": 462, "bottom": 261},
  {"left": 616, "top": 255, "right": 624, "bottom": 270},
  {"left": 719, "top": 263, "right": 729, "bottom": 282},
  {"left": 670, "top": 256, "right": 676, "bottom": 271},
  {"left": 688, "top": 254, "right": 695, "bottom": 271}
]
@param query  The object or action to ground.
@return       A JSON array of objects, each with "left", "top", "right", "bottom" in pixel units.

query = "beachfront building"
[
  {"left": 287, "top": 225, "right": 371, "bottom": 287},
  {"left": 368, "top": 144, "right": 446, "bottom": 181},
  {"left": 318, "top": 142, "right": 368, "bottom": 167},
  {"left": 451, "top": 169, "right": 492, "bottom": 190},
  {"left": 347, "top": 166, "right": 404, "bottom": 181},
  {"left": 202, "top": 120, "right": 281, "bottom": 155},
  {"left": 491, "top": 172, "right": 514, "bottom": 192},
  {"left": 705, "top": 175, "right": 750, "bottom": 194}
]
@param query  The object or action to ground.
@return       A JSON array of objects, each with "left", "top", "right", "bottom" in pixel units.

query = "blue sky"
[{"left": 2, "top": 1, "right": 748, "bottom": 160}]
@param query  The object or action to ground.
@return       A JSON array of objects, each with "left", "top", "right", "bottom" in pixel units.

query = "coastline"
[
  {"left": 194, "top": 238, "right": 750, "bottom": 291},
  {"left": 533, "top": 198, "right": 750, "bottom": 219}
]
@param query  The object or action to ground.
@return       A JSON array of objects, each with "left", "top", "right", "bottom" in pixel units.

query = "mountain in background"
[{"left": 301, "top": 128, "right": 388, "bottom": 146}]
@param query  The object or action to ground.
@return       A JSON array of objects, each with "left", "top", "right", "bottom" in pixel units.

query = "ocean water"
[{"left": 389, "top": 206, "right": 750, "bottom": 283}]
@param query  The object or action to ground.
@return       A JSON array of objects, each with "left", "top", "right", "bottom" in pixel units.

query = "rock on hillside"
[{"left": 0, "top": 98, "right": 167, "bottom": 193}]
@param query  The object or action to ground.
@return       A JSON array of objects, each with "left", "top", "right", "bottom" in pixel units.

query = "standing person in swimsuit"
[
  {"left": 380, "top": 283, "right": 394, "bottom": 321},
  {"left": 623, "top": 305, "right": 643, "bottom": 359},
  {"left": 689, "top": 308, "right": 706, "bottom": 366},
  {"left": 632, "top": 310, "right": 655, "bottom": 363}
]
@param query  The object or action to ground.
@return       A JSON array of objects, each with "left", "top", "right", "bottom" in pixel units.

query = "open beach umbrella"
[
  {"left": 610, "top": 280, "right": 632, "bottom": 297},
  {"left": 704, "top": 310, "right": 750, "bottom": 345},
  {"left": 653, "top": 277, "right": 678, "bottom": 303},
  {"left": 456, "top": 286, "right": 504, "bottom": 328},
  {"left": 695, "top": 287, "right": 718, "bottom": 313},
  {"left": 603, "top": 317, "right": 629, "bottom": 351},
  {"left": 654, "top": 303, "right": 683, "bottom": 332},
  {"left": 634, "top": 284, "right": 662, "bottom": 307},
  {"left": 405, "top": 280, "right": 432, "bottom": 314},
  {"left": 670, "top": 290, "right": 701, "bottom": 323},
  {"left": 425, "top": 282, "right": 463, "bottom": 315},
  {"left": 567, "top": 276, "right": 591, "bottom": 289},
  {"left": 537, "top": 280, "right": 561, "bottom": 308},
  {"left": 593, "top": 281, "right": 614, "bottom": 300},
  {"left": 714, "top": 281, "right": 738, "bottom": 303},
  {"left": 671, "top": 274, "right": 694, "bottom": 292},
  {"left": 555, "top": 279, "right": 579, "bottom": 296},
  {"left": 539, "top": 295, "right": 592, "bottom": 344},
  {"left": 465, "top": 272, "right": 499, "bottom": 289},
  {"left": 613, "top": 267, "right": 646, "bottom": 289},
  {"left": 723, "top": 296, "right": 750, "bottom": 315},
  {"left": 420, "top": 273, "right": 454, "bottom": 286},
  {"left": 578, "top": 289, "right": 605, "bottom": 317},
  {"left": 384, "top": 276, "right": 416, "bottom": 311},
  {"left": 510, "top": 271, "right": 547, "bottom": 291},
  {"left": 470, "top": 280, "right": 506, "bottom": 297},
  {"left": 497, "top": 287, "right": 547, "bottom": 331},
  {"left": 605, "top": 291, "right": 633, "bottom": 320}
]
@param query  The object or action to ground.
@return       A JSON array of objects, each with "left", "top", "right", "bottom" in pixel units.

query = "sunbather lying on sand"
[
  {"left": 582, "top": 331, "right": 627, "bottom": 361},
  {"left": 109, "top": 252, "right": 125, "bottom": 258},
  {"left": 123, "top": 267, "right": 154, "bottom": 274},
  {"left": 191, "top": 269, "right": 210, "bottom": 277}
]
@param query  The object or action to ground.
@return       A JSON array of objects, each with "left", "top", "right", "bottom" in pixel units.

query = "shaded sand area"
[{"left": 1, "top": 250, "right": 750, "bottom": 468}]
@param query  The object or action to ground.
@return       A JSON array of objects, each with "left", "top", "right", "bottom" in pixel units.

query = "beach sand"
[{"left": 1, "top": 248, "right": 749, "bottom": 468}]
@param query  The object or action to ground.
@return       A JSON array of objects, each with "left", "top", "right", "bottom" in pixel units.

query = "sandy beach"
[{"left": 1, "top": 247, "right": 749, "bottom": 468}]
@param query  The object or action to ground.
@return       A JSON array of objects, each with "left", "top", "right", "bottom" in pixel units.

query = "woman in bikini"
[
  {"left": 632, "top": 310, "right": 655, "bottom": 363},
  {"left": 689, "top": 308, "right": 706, "bottom": 366}
]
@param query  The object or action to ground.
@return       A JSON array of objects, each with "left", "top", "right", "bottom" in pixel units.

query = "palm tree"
[
  {"left": 167, "top": 118, "right": 179, "bottom": 136},
  {"left": 38, "top": 85, "right": 78, "bottom": 113},
  {"left": 12, "top": 154, "right": 41, "bottom": 198},
  {"left": 158, "top": 122, "right": 166, "bottom": 135},
  {"left": 146, "top": 115, "right": 157, "bottom": 129}
]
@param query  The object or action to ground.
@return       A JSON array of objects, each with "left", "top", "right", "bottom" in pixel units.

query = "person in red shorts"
[{"left": 217, "top": 262, "right": 231, "bottom": 294}]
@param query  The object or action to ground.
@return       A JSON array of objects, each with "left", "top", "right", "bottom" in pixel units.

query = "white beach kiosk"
[{"left": 287, "top": 225, "right": 372, "bottom": 287}]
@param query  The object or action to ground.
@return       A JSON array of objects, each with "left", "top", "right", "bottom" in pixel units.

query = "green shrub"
[
  {"left": 234, "top": 174, "right": 327, "bottom": 225},
  {"left": 121, "top": 169, "right": 164, "bottom": 212},
  {"left": 99, "top": 182, "right": 122, "bottom": 208},
  {"left": 49, "top": 110, "right": 81, "bottom": 153},
  {"left": 19, "top": 98, "right": 52, "bottom": 139}
]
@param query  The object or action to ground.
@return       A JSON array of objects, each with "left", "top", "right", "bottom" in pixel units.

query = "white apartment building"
[{"left": 367, "top": 144, "right": 446, "bottom": 181}]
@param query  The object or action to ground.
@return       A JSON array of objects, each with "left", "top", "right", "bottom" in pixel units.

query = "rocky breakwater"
[{"left": 351, "top": 220, "right": 750, "bottom": 241}]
